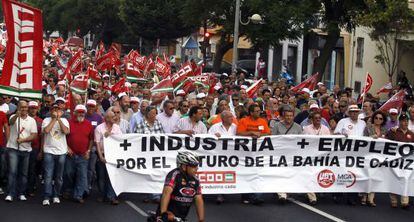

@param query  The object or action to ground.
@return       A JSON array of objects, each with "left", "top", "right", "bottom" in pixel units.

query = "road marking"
[
  {"left": 288, "top": 198, "right": 346, "bottom": 222},
  {"left": 125, "top": 200, "right": 148, "bottom": 217}
]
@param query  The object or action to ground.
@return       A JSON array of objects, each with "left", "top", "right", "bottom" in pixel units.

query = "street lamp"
[{"left": 231, "top": 0, "right": 263, "bottom": 72}]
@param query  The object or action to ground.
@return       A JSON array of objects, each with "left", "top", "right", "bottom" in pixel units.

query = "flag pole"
[{"left": 361, "top": 72, "right": 368, "bottom": 106}]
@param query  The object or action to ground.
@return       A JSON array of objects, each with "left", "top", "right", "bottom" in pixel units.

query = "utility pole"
[{"left": 231, "top": 0, "right": 241, "bottom": 72}]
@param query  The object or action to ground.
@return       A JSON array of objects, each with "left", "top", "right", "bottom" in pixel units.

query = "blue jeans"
[
  {"left": 27, "top": 149, "right": 40, "bottom": 194},
  {"left": 0, "top": 148, "right": 7, "bottom": 188},
  {"left": 6, "top": 148, "right": 30, "bottom": 197},
  {"left": 87, "top": 150, "right": 98, "bottom": 193},
  {"left": 43, "top": 153, "right": 66, "bottom": 200},
  {"left": 96, "top": 160, "right": 116, "bottom": 201},
  {"left": 63, "top": 154, "right": 88, "bottom": 199}
]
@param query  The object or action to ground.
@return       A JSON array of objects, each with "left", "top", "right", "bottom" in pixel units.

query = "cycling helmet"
[{"left": 177, "top": 151, "right": 200, "bottom": 167}]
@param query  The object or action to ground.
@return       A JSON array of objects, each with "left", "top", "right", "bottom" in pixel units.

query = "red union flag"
[
  {"left": 64, "top": 50, "right": 83, "bottom": 78},
  {"left": 171, "top": 62, "right": 193, "bottom": 87},
  {"left": 125, "top": 62, "right": 144, "bottom": 82},
  {"left": 290, "top": 73, "right": 319, "bottom": 93},
  {"left": 361, "top": 73, "right": 373, "bottom": 95},
  {"left": 0, "top": 0, "right": 43, "bottom": 98},
  {"left": 155, "top": 56, "right": 169, "bottom": 79},
  {"left": 247, "top": 78, "right": 263, "bottom": 98},
  {"left": 379, "top": 90, "right": 406, "bottom": 113},
  {"left": 70, "top": 74, "right": 89, "bottom": 94}
]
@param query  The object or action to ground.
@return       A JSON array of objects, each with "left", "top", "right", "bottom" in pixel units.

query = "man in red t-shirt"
[
  {"left": 0, "top": 109, "right": 9, "bottom": 195},
  {"left": 27, "top": 101, "right": 43, "bottom": 196},
  {"left": 63, "top": 105, "right": 93, "bottom": 203}
]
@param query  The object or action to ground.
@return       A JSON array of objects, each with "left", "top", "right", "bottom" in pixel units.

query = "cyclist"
[{"left": 152, "top": 151, "right": 205, "bottom": 222}]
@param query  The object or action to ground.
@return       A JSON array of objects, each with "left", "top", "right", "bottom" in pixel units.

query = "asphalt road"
[{"left": 1, "top": 191, "right": 414, "bottom": 222}]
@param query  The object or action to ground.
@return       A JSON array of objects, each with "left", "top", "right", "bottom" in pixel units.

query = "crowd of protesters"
[{"left": 0, "top": 46, "right": 414, "bottom": 210}]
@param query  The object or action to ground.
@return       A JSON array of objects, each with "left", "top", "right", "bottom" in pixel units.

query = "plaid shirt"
[{"left": 135, "top": 119, "right": 165, "bottom": 134}]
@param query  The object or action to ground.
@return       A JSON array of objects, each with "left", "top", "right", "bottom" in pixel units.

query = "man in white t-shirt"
[
  {"left": 333, "top": 104, "right": 365, "bottom": 205},
  {"left": 334, "top": 105, "right": 366, "bottom": 137},
  {"left": 208, "top": 110, "right": 236, "bottom": 204},
  {"left": 41, "top": 102, "right": 70, "bottom": 206},
  {"left": 208, "top": 111, "right": 237, "bottom": 137},
  {"left": 4, "top": 101, "right": 37, "bottom": 202}
]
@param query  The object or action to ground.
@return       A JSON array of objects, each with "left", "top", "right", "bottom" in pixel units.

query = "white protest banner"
[{"left": 104, "top": 134, "right": 414, "bottom": 196}]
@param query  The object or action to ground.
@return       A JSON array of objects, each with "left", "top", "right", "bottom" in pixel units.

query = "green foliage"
[
  {"left": 119, "top": 0, "right": 197, "bottom": 41},
  {"left": 358, "top": 0, "right": 414, "bottom": 78},
  {"left": 27, "top": 0, "right": 128, "bottom": 44}
]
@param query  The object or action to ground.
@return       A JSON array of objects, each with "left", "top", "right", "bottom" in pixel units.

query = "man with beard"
[
  {"left": 118, "top": 94, "right": 133, "bottom": 122},
  {"left": 64, "top": 105, "right": 93, "bottom": 203}
]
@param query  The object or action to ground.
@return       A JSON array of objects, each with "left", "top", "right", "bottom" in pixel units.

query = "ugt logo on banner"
[{"left": 0, "top": 0, "right": 43, "bottom": 98}]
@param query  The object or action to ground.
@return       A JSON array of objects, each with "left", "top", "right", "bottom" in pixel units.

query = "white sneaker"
[
  {"left": 0, "top": 187, "right": 4, "bottom": 195},
  {"left": 52, "top": 197, "right": 60, "bottom": 204},
  {"left": 19, "top": 195, "right": 27, "bottom": 201},
  {"left": 42, "top": 199, "right": 50, "bottom": 206},
  {"left": 5, "top": 195, "right": 13, "bottom": 202}
]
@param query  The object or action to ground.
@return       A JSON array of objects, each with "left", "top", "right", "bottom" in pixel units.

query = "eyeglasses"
[
  {"left": 113, "top": 111, "right": 121, "bottom": 114},
  {"left": 182, "top": 105, "right": 189, "bottom": 108}
]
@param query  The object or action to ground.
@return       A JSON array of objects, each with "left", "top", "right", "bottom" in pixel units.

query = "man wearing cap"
[
  {"left": 41, "top": 101, "right": 70, "bottom": 206},
  {"left": 4, "top": 101, "right": 37, "bottom": 202},
  {"left": 334, "top": 104, "right": 366, "bottom": 205},
  {"left": 130, "top": 100, "right": 150, "bottom": 133},
  {"left": 85, "top": 99, "right": 103, "bottom": 194},
  {"left": 196, "top": 93, "right": 206, "bottom": 107},
  {"left": 118, "top": 94, "right": 133, "bottom": 122},
  {"left": 385, "top": 108, "right": 399, "bottom": 131},
  {"left": 45, "top": 97, "right": 70, "bottom": 119},
  {"left": 156, "top": 100, "right": 180, "bottom": 134},
  {"left": 63, "top": 105, "right": 93, "bottom": 203},
  {"left": 300, "top": 103, "right": 330, "bottom": 127},
  {"left": 27, "top": 101, "right": 43, "bottom": 196},
  {"left": 386, "top": 113, "right": 414, "bottom": 209},
  {"left": 175, "top": 89, "right": 186, "bottom": 98},
  {"left": 130, "top": 97, "right": 140, "bottom": 114}
]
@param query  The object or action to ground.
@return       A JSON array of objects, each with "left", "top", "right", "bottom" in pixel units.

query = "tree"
[
  {"left": 181, "top": 0, "right": 319, "bottom": 73},
  {"left": 359, "top": 0, "right": 414, "bottom": 82},
  {"left": 119, "top": 0, "right": 197, "bottom": 43},
  {"left": 311, "top": 1, "right": 368, "bottom": 81},
  {"left": 28, "top": 0, "right": 128, "bottom": 46}
]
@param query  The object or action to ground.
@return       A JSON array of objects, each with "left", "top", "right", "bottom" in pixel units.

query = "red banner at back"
[{"left": 0, "top": 0, "right": 43, "bottom": 98}]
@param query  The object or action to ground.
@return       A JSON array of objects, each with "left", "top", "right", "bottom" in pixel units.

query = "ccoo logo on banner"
[
  {"left": 0, "top": 0, "right": 43, "bottom": 98},
  {"left": 104, "top": 134, "right": 414, "bottom": 196}
]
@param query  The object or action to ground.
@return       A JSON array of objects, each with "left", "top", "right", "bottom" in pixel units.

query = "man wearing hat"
[
  {"left": 385, "top": 108, "right": 399, "bottom": 131},
  {"left": 130, "top": 97, "right": 140, "bottom": 114},
  {"left": 386, "top": 113, "right": 414, "bottom": 209},
  {"left": 41, "top": 101, "right": 70, "bottom": 206},
  {"left": 297, "top": 88, "right": 311, "bottom": 108},
  {"left": 45, "top": 97, "right": 70, "bottom": 119},
  {"left": 85, "top": 99, "right": 103, "bottom": 194},
  {"left": 4, "top": 101, "right": 37, "bottom": 202},
  {"left": 333, "top": 104, "right": 366, "bottom": 205},
  {"left": 27, "top": 101, "right": 43, "bottom": 196},
  {"left": 64, "top": 105, "right": 93, "bottom": 203}
]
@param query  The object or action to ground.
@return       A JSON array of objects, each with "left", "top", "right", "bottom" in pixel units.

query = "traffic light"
[{"left": 203, "top": 32, "right": 211, "bottom": 47}]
